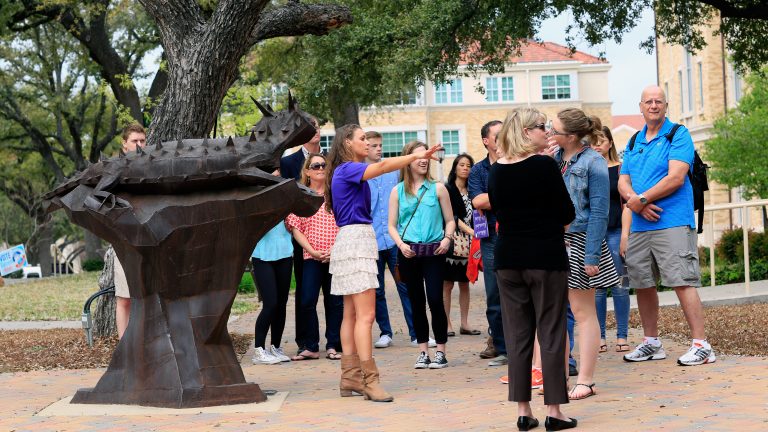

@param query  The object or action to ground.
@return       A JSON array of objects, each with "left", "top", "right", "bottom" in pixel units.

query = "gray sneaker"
[
  {"left": 623, "top": 342, "right": 667, "bottom": 362},
  {"left": 429, "top": 351, "right": 448, "bottom": 369},
  {"left": 414, "top": 351, "right": 431, "bottom": 369},
  {"left": 252, "top": 347, "right": 280, "bottom": 365},
  {"left": 487, "top": 354, "right": 508, "bottom": 366},
  {"left": 269, "top": 345, "right": 291, "bottom": 362}
]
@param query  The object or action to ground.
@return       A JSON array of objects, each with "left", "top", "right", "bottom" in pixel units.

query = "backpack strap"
[
  {"left": 628, "top": 131, "right": 640, "bottom": 152},
  {"left": 629, "top": 123, "right": 681, "bottom": 152}
]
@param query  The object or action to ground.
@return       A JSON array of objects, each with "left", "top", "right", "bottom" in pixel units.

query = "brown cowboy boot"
[
  {"left": 359, "top": 358, "right": 394, "bottom": 402},
  {"left": 340, "top": 353, "right": 364, "bottom": 397}
]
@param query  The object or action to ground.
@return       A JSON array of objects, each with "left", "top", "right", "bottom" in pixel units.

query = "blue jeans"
[
  {"left": 567, "top": 305, "right": 576, "bottom": 368},
  {"left": 375, "top": 246, "right": 416, "bottom": 340},
  {"left": 481, "top": 232, "right": 506, "bottom": 355},
  {"left": 595, "top": 227, "right": 630, "bottom": 340},
  {"left": 298, "top": 259, "right": 343, "bottom": 352}
]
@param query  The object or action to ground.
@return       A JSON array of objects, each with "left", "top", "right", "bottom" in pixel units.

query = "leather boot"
[
  {"left": 339, "top": 354, "right": 364, "bottom": 397},
  {"left": 359, "top": 358, "right": 394, "bottom": 402}
]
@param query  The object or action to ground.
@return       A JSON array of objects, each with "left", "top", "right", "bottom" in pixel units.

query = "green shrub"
[
  {"left": 81, "top": 259, "right": 105, "bottom": 272},
  {"left": 701, "top": 259, "right": 768, "bottom": 285},
  {"left": 715, "top": 228, "right": 768, "bottom": 263},
  {"left": 238, "top": 272, "right": 255, "bottom": 293},
  {"left": 698, "top": 246, "right": 710, "bottom": 267}
]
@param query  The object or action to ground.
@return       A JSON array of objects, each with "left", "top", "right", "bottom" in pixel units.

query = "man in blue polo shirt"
[
  {"left": 365, "top": 131, "right": 419, "bottom": 349},
  {"left": 618, "top": 85, "right": 714, "bottom": 366}
]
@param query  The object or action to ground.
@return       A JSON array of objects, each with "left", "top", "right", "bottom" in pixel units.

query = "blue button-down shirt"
[
  {"left": 369, "top": 170, "right": 399, "bottom": 251},
  {"left": 468, "top": 155, "right": 496, "bottom": 232}
]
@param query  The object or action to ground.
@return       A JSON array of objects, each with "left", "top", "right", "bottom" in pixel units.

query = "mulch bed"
[
  {"left": 0, "top": 329, "right": 252, "bottom": 373},
  {"left": 605, "top": 303, "right": 768, "bottom": 357}
]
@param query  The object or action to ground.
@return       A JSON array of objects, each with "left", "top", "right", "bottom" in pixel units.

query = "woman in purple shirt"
[{"left": 326, "top": 124, "right": 441, "bottom": 403}]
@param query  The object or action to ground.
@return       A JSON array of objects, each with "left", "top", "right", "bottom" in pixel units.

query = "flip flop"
[
  {"left": 599, "top": 344, "right": 608, "bottom": 353},
  {"left": 447, "top": 331, "right": 456, "bottom": 337},
  {"left": 326, "top": 350, "right": 342, "bottom": 360},
  {"left": 568, "top": 383, "right": 597, "bottom": 400},
  {"left": 616, "top": 343, "right": 630, "bottom": 352},
  {"left": 292, "top": 350, "right": 320, "bottom": 361},
  {"left": 460, "top": 327, "right": 482, "bottom": 335}
]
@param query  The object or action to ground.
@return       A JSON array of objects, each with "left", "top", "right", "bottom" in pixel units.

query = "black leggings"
[
  {"left": 398, "top": 252, "right": 448, "bottom": 345},
  {"left": 252, "top": 257, "right": 292, "bottom": 349}
]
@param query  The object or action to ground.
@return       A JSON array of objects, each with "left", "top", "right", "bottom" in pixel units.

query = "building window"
[
  {"left": 734, "top": 72, "right": 743, "bottom": 103},
  {"left": 541, "top": 74, "right": 571, "bottom": 100},
  {"left": 698, "top": 62, "right": 704, "bottom": 110},
  {"left": 485, "top": 77, "right": 498, "bottom": 102},
  {"left": 664, "top": 82, "right": 669, "bottom": 105},
  {"left": 396, "top": 88, "right": 419, "bottom": 105},
  {"left": 319, "top": 135, "right": 334, "bottom": 153},
  {"left": 382, "top": 131, "right": 420, "bottom": 158},
  {"left": 501, "top": 77, "right": 514, "bottom": 101},
  {"left": 685, "top": 51, "right": 693, "bottom": 112},
  {"left": 678, "top": 70, "right": 684, "bottom": 117},
  {"left": 441, "top": 130, "right": 460, "bottom": 156},
  {"left": 435, "top": 80, "right": 463, "bottom": 104}
]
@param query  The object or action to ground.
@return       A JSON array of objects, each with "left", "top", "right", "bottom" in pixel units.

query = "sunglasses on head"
[{"left": 308, "top": 162, "right": 326, "bottom": 170}]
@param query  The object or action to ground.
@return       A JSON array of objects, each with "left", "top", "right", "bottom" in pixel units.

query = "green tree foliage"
[{"left": 704, "top": 70, "right": 768, "bottom": 201}]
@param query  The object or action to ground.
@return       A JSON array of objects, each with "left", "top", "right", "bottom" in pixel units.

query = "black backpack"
[{"left": 628, "top": 124, "right": 709, "bottom": 233}]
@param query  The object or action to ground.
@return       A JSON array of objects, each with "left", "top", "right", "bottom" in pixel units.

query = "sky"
[{"left": 538, "top": 8, "right": 657, "bottom": 115}]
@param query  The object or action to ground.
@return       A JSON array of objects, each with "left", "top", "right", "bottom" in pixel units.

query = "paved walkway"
[{"left": 1, "top": 275, "right": 768, "bottom": 430}]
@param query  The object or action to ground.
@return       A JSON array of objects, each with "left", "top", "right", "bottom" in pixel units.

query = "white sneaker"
[
  {"left": 269, "top": 345, "right": 291, "bottom": 362},
  {"left": 252, "top": 346, "right": 281, "bottom": 365},
  {"left": 410, "top": 338, "right": 437, "bottom": 348},
  {"left": 487, "top": 354, "right": 508, "bottom": 367},
  {"left": 677, "top": 343, "right": 716, "bottom": 366},
  {"left": 374, "top": 334, "right": 393, "bottom": 348},
  {"left": 623, "top": 342, "right": 667, "bottom": 362}
]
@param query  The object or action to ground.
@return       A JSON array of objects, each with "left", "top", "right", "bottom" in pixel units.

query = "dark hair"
[
  {"left": 446, "top": 153, "right": 475, "bottom": 188},
  {"left": 481, "top": 120, "right": 503, "bottom": 139},
  {"left": 600, "top": 126, "right": 620, "bottom": 163},
  {"left": 121, "top": 123, "right": 145, "bottom": 141},
  {"left": 325, "top": 124, "right": 361, "bottom": 213}
]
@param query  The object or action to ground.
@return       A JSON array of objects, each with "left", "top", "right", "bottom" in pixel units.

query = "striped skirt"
[{"left": 565, "top": 231, "right": 621, "bottom": 290}]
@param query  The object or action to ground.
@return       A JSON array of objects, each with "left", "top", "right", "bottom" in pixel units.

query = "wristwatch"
[{"left": 637, "top": 193, "right": 648, "bottom": 205}]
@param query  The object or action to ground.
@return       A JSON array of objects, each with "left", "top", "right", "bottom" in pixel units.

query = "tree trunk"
[
  {"left": 35, "top": 223, "right": 53, "bottom": 275},
  {"left": 93, "top": 246, "right": 117, "bottom": 338},
  {"left": 328, "top": 88, "right": 360, "bottom": 128},
  {"left": 83, "top": 229, "right": 103, "bottom": 262}
]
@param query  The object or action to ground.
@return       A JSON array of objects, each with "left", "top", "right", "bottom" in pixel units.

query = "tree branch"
[
  {"left": 137, "top": 0, "right": 206, "bottom": 62},
  {"left": 249, "top": 2, "right": 352, "bottom": 44},
  {"left": 698, "top": 0, "right": 768, "bottom": 19}
]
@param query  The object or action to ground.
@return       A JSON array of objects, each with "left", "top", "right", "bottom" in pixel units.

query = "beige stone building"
[
  {"left": 655, "top": 19, "right": 759, "bottom": 244},
  {"left": 318, "top": 41, "right": 612, "bottom": 176}
]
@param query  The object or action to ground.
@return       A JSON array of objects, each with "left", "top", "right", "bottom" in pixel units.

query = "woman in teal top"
[
  {"left": 388, "top": 141, "right": 455, "bottom": 370},
  {"left": 250, "top": 222, "right": 293, "bottom": 365}
]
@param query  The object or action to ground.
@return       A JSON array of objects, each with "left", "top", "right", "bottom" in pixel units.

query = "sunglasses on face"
[
  {"left": 528, "top": 123, "right": 546, "bottom": 132},
  {"left": 308, "top": 162, "right": 326, "bottom": 170}
]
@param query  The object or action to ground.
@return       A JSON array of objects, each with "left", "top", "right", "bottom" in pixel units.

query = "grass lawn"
[{"left": 0, "top": 272, "right": 259, "bottom": 321}]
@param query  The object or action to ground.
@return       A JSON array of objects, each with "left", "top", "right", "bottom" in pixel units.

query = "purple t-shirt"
[{"left": 331, "top": 161, "right": 373, "bottom": 227}]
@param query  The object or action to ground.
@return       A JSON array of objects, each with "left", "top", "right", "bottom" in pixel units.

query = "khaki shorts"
[
  {"left": 114, "top": 256, "right": 130, "bottom": 298},
  {"left": 625, "top": 226, "right": 701, "bottom": 289}
]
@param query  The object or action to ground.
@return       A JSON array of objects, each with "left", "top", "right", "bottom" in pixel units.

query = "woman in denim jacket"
[{"left": 549, "top": 108, "right": 620, "bottom": 400}]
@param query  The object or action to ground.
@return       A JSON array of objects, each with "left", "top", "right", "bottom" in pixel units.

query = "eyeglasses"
[
  {"left": 528, "top": 123, "right": 546, "bottom": 132},
  {"left": 308, "top": 162, "right": 326, "bottom": 170},
  {"left": 641, "top": 99, "right": 666, "bottom": 107},
  {"left": 545, "top": 120, "right": 570, "bottom": 136}
]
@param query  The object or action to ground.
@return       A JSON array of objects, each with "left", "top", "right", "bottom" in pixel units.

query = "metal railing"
[{"left": 703, "top": 198, "right": 768, "bottom": 294}]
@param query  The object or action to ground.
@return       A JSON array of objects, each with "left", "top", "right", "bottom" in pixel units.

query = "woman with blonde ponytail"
[{"left": 548, "top": 108, "right": 619, "bottom": 401}]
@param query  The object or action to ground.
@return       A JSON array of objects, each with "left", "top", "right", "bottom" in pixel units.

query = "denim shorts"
[{"left": 625, "top": 226, "right": 701, "bottom": 289}]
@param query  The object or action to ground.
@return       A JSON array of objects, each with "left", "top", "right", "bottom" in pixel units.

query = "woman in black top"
[
  {"left": 442, "top": 153, "right": 481, "bottom": 336},
  {"left": 489, "top": 107, "right": 577, "bottom": 431}
]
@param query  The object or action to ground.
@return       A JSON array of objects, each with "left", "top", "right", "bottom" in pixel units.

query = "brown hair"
[
  {"left": 365, "top": 131, "right": 382, "bottom": 140},
  {"left": 497, "top": 108, "right": 545, "bottom": 159},
  {"left": 121, "top": 123, "right": 145, "bottom": 141},
  {"left": 601, "top": 126, "right": 620, "bottom": 163},
  {"left": 400, "top": 140, "right": 434, "bottom": 196},
  {"left": 325, "top": 124, "right": 361, "bottom": 213},
  {"left": 300, "top": 153, "right": 327, "bottom": 187},
  {"left": 556, "top": 108, "right": 604, "bottom": 146}
]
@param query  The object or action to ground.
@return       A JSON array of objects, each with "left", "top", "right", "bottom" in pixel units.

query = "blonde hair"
[
  {"left": 497, "top": 108, "right": 545, "bottom": 159},
  {"left": 324, "top": 124, "right": 361, "bottom": 213},
  {"left": 557, "top": 108, "right": 604, "bottom": 146},
  {"left": 400, "top": 141, "right": 434, "bottom": 196},
  {"left": 300, "top": 153, "right": 326, "bottom": 186}
]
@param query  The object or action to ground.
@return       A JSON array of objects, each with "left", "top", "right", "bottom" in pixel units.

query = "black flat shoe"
[
  {"left": 545, "top": 416, "right": 577, "bottom": 431},
  {"left": 517, "top": 416, "right": 539, "bottom": 431}
]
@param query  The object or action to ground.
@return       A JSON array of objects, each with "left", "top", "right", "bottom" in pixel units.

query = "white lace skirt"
[{"left": 329, "top": 224, "right": 379, "bottom": 295}]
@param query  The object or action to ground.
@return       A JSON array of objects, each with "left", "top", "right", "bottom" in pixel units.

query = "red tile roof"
[
  {"left": 460, "top": 40, "right": 607, "bottom": 65},
  {"left": 612, "top": 115, "right": 645, "bottom": 131}
]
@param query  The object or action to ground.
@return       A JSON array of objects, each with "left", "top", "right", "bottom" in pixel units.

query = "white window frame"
[
  {"left": 434, "top": 79, "right": 463, "bottom": 104},
  {"left": 540, "top": 73, "right": 574, "bottom": 101},
  {"left": 436, "top": 125, "right": 466, "bottom": 156}
]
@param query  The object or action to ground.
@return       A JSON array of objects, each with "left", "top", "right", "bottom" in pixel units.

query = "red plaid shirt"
[{"left": 286, "top": 203, "right": 339, "bottom": 261}]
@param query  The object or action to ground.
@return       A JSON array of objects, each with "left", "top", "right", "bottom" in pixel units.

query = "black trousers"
[
  {"left": 398, "top": 252, "right": 448, "bottom": 345},
  {"left": 252, "top": 257, "right": 292, "bottom": 349},
  {"left": 291, "top": 239, "right": 306, "bottom": 351},
  {"left": 497, "top": 269, "right": 569, "bottom": 405}
]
